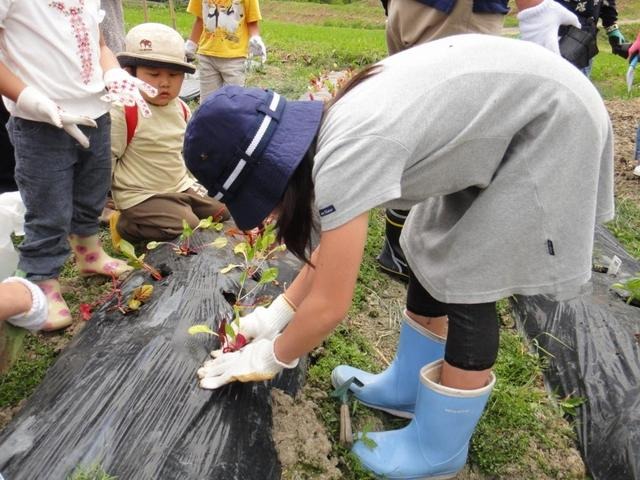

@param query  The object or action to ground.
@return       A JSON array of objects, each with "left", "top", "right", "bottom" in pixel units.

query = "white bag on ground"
[{"left": 0, "top": 191, "right": 25, "bottom": 281}]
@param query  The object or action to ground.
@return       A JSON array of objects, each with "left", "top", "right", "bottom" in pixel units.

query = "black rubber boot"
[{"left": 377, "top": 208, "right": 410, "bottom": 281}]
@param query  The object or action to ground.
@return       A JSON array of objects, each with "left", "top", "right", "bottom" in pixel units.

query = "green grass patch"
[
  {"left": 607, "top": 197, "right": 640, "bottom": 259},
  {"left": 0, "top": 333, "right": 59, "bottom": 408},
  {"left": 68, "top": 464, "right": 118, "bottom": 480}
]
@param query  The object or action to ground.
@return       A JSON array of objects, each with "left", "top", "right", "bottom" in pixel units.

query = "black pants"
[
  {"left": 406, "top": 270, "right": 499, "bottom": 371},
  {"left": 0, "top": 101, "right": 17, "bottom": 194}
]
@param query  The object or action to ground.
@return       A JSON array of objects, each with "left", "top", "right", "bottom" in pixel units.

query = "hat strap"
[{"left": 214, "top": 92, "right": 283, "bottom": 201}]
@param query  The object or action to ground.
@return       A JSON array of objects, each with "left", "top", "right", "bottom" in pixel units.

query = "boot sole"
[
  {"left": 376, "top": 262, "right": 409, "bottom": 282},
  {"left": 330, "top": 371, "right": 414, "bottom": 419}
]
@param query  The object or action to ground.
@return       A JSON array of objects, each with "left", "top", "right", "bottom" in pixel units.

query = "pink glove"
[
  {"left": 629, "top": 32, "right": 640, "bottom": 59},
  {"left": 102, "top": 68, "right": 157, "bottom": 118}
]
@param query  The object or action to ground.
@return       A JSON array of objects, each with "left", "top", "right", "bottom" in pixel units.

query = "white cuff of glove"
[
  {"left": 3, "top": 277, "right": 47, "bottom": 331},
  {"left": 270, "top": 334, "right": 299, "bottom": 369},
  {"left": 239, "top": 293, "right": 295, "bottom": 340},
  {"left": 263, "top": 293, "right": 296, "bottom": 331}
]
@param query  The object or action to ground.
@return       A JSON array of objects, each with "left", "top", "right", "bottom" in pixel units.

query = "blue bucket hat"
[{"left": 184, "top": 86, "right": 324, "bottom": 231}]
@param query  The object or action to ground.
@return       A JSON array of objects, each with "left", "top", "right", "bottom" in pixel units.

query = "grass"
[{"left": 607, "top": 197, "right": 640, "bottom": 259}]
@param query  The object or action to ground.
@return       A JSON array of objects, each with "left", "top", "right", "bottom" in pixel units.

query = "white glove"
[
  {"left": 517, "top": 0, "right": 581, "bottom": 55},
  {"left": 185, "top": 39, "right": 198, "bottom": 62},
  {"left": 102, "top": 68, "right": 157, "bottom": 118},
  {"left": 185, "top": 39, "right": 198, "bottom": 55},
  {"left": 3, "top": 277, "right": 47, "bottom": 331},
  {"left": 16, "top": 86, "right": 97, "bottom": 148},
  {"left": 198, "top": 337, "right": 298, "bottom": 389},
  {"left": 248, "top": 35, "right": 267, "bottom": 63},
  {"left": 210, "top": 294, "right": 295, "bottom": 357}
]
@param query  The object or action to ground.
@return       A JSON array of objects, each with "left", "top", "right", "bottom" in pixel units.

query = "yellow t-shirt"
[
  {"left": 187, "top": 0, "right": 262, "bottom": 58},
  {"left": 110, "top": 100, "right": 195, "bottom": 210}
]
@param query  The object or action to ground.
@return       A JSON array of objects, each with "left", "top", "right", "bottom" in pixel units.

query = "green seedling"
[
  {"left": 612, "top": 274, "right": 640, "bottom": 304},
  {"left": 190, "top": 220, "right": 286, "bottom": 353},
  {"left": 221, "top": 220, "right": 286, "bottom": 316},
  {"left": 147, "top": 216, "right": 226, "bottom": 256},
  {"left": 80, "top": 280, "right": 154, "bottom": 319},
  {"left": 118, "top": 238, "right": 163, "bottom": 281},
  {"left": 558, "top": 394, "right": 586, "bottom": 417}
]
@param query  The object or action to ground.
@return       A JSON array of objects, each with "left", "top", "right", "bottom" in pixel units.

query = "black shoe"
[{"left": 377, "top": 239, "right": 409, "bottom": 281}]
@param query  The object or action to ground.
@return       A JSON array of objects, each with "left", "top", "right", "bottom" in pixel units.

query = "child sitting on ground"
[{"left": 111, "top": 23, "right": 229, "bottom": 243}]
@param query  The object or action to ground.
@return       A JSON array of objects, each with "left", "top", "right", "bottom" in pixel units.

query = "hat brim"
[
  {"left": 226, "top": 100, "right": 324, "bottom": 231},
  {"left": 117, "top": 52, "right": 196, "bottom": 74}
]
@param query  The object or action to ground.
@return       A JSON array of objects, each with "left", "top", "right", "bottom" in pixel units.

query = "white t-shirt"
[
  {"left": 313, "top": 34, "right": 614, "bottom": 304},
  {"left": 0, "top": 0, "right": 108, "bottom": 119}
]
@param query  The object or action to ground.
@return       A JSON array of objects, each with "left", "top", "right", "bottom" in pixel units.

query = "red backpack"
[{"left": 124, "top": 100, "right": 190, "bottom": 146}]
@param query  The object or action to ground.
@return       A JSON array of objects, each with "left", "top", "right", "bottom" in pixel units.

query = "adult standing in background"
[
  {"left": 378, "top": 0, "right": 580, "bottom": 279},
  {"left": 101, "top": 0, "right": 126, "bottom": 53}
]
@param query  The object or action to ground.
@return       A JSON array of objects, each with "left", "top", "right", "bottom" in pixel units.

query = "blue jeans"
[{"left": 7, "top": 114, "right": 111, "bottom": 281}]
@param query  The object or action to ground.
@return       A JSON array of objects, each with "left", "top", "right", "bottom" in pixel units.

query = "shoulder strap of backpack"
[
  {"left": 125, "top": 100, "right": 188, "bottom": 146},
  {"left": 124, "top": 104, "right": 138, "bottom": 146},
  {"left": 178, "top": 99, "right": 189, "bottom": 121}
]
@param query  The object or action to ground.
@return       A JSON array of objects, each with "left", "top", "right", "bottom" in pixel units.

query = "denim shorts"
[
  {"left": 406, "top": 269, "right": 499, "bottom": 371},
  {"left": 7, "top": 114, "right": 111, "bottom": 280}
]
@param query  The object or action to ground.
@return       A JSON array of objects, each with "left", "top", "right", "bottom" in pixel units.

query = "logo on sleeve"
[{"left": 319, "top": 205, "right": 336, "bottom": 217}]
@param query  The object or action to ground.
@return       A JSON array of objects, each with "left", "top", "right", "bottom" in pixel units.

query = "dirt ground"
[{"left": 1, "top": 102, "right": 639, "bottom": 478}]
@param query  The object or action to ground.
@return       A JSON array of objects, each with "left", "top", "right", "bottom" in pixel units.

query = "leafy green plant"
[
  {"left": 558, "top": 394, "right": 586, "bottom": 417},
  {"left": 146, "top": 216, "right": 227, "bottom": 256},
  {"left": 68, "top": 464, "right": 117, "bottom": 480},
  {"left": 118, "top": 238, "right": 163, "bottom": 281},
  {"left": 79, "top": 280, "right": 154, "bottom": 319},
  {"left": 189, "top": 220, "right": 286, "bottom": 352},
  {"left": 612, "top": 275, "right": 640, "bottom": 304}
]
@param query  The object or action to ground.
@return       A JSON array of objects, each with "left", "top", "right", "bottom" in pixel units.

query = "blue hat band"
[{"left": 214, "top": 91, "right": 284, "bottom": 202}]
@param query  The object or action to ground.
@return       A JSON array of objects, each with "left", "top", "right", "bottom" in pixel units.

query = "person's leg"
[
  {"left": 216, "top": 57, "right": 247, "bottom": 87},
  {"left": 331, "top": 270, "right": 446, "bottom": 418},
  {"left": 69, "top": 114, "right": 131, "bottom": 278},
  {"left": 352, "top": 276, "right": 499, "bottom": 478},
  {"left": 184, "top": 185, "right": 230, "bottom": 221},
  {"left": 117, "top": 192, "right": 200, "bottom": 243},
  {"left": 9, "top": 117, "right": 77, "bottom": 329},
  {"left": 197, "top": 54, "right": 225, "bottom": 103}
]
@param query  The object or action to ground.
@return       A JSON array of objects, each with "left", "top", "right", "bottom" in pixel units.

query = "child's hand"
[
  {"left": 16, "top": 86, "right": 97, "bottom": 148},
  {"left": 102, "top": 68, "right": 158, "bottom": 118},
  {"left": 249, "top": 35, "right": 267, "bottom": 63}
]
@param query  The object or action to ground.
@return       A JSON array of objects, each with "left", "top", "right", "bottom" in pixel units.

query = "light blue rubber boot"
[
  {"left": 331, "top": 312, "right": 445, "bottom": 418},
  {"left": 351, "top": 359, "right": 496, "bottom": 480}
]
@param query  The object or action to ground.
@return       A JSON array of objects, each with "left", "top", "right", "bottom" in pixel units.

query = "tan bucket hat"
[{"left": 117, "top": 23, "right": 196, "bottom": 74}]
